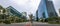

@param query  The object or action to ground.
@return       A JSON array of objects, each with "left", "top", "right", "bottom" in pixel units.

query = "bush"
[
  {"left": 48, "top": 21, "right": 60, "bottom": 24},
  {"left": 40, "top": 19, "right": 43, "bottom": 22},
  {"left": 45, "top": 18, "right": 48, "bottom": 22},
  {"left": 3, "top": 20, "right": 11, "bottom": 24},
  {"left": 0, "top": 20, "right": 2, "bottom": 23},
  {"left": 16, "top": 19, "right": 22, "bottom": 23},
  {"left": 48, "top": 17, "right": 60, "bottom": 24}
]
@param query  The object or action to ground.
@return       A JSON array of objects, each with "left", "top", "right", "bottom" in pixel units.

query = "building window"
[
  {"left": 49, "top": 12, "right": 54, "bottom": 17},
  {"left": 48, "top": 0, "right": 52, "bottom": 1}
]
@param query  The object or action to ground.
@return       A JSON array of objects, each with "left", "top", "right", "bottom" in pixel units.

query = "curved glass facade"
[{"left": 37, "top": 0, "right": 57, "bottom": 18}]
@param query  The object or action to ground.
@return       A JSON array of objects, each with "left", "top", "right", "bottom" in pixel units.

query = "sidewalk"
[{"left": 32, "top": 22, "right": 48, "bottom": 24}]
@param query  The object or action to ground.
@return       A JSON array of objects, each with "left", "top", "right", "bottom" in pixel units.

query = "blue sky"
[{"left": 0, "top": 0, "right": 60, "bottom": 16}]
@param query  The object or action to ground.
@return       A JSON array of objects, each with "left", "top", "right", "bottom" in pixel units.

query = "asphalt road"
[
  {"left": 0, "top": 22, "right": 60, "bottom": 26},
  {"left": 32, "top": 22, "right": 60, "bottom": 26},
  {"left": 32, "top": 24, "right": 60, "bottom": 26}
]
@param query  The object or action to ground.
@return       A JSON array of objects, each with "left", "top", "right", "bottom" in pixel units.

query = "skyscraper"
[
  {"left": 36, "top": 0, "right": 57, "bottom": 18},
  {"left": 59, "top": 9, "right": 60, "bottom": 14}
]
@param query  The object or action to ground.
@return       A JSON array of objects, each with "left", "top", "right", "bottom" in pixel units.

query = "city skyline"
[{"left": 0, "top": 0, "right": 60, "bottom": 16}]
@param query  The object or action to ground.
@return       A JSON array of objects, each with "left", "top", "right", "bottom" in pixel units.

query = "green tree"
[
  {"left": 0, "top": 5, "right": 4, "bottom": 9},
  {"left": 0, "top": 5, "right": 8, "bottom": 23}
]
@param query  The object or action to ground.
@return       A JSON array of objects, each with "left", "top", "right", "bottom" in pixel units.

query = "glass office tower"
[
  {"left": 6, "top": 6, "right": 22, "bottom": 17},
  {"left": 37, "top": 0, "right": 57, "bottom": 18}
]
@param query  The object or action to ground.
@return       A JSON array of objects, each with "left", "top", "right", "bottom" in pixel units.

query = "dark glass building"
[
  {"left": 36, "top": 0, "right": 57, "bottom": 18},
  {"left": 36, "top": 10, "right": 38, "bottom": 21}
]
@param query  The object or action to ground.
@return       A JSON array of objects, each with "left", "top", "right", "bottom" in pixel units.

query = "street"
[{"left": 0, "top": 22, "right": 60, "bottom": 26}]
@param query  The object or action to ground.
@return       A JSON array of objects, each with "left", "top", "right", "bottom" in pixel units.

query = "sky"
[{"left": 0, "top": 0, "right": 60, "bottom": 16}]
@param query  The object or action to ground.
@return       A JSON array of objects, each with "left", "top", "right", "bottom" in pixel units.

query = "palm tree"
[{"left": 29, "top": 14, "right": 33, "bottom": 23}]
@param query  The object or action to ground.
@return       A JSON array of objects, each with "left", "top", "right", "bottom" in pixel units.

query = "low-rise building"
[{"left": 6, "top": 6, "right": 22, "bottom": 17}]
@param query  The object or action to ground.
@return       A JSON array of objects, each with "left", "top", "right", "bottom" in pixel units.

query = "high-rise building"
[
  {"left": 59, "top": 9, "right": 60, "bottom": 14},
  {"left": 36, "top": 0, "right": 57, "bottom": 18},
  {"left": 6, "top": 6, "right": 22, "bottom": 17}
]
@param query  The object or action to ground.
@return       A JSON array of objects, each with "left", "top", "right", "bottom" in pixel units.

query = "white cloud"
[
  {"left": 12, "top": 0, "right": 28, "bottom": 5},
  {"left": 10, "top": 0, "right": 40, "bottom": 15},
  {"left": 0, "top": 0, "right": 60, "bottom": 16},
  {"left": 53, "top": 0, "right": 60, "bottom": 16}
]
